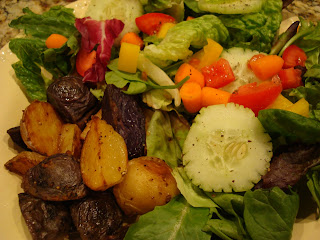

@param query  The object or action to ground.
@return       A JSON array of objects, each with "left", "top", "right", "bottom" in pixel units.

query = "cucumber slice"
[
  {"left": 220, "top": 47, "right": 262, "bottom": 93},
  {"left": 198, "top": 0, "right": 265, "bottom": 15},
  {"left": 182, "top": 103, "right": 272, "bottom": 192}
]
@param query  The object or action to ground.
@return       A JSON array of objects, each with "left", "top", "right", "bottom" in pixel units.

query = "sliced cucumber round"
[
  {"left": 220, "top": 47, "right": 262, "bottom": 93},
  {"left": 182, "top": 103, "right": 272, "bottom": 193}
]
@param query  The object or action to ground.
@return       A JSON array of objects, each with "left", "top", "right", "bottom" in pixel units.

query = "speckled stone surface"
[{"left": 0, "top": 0, "right": 319, "bottom": 49}]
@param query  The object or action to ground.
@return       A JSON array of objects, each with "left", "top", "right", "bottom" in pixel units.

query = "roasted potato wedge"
[
  {"left": 58, "top": 123, "right": 82, "bottom": 159},
  {"left": 20, "top": 101, "right": 63, "bottom": 156},
  {"left": 80, "top": 109, "right": 102, "bottom": 141},
  {"left": 5, "top": 151, "right": 46, "bottom": 176},
  {"left": 113, "top": 156, "right": 180, "bottom": 215},
  {"left": 80, "top": 117, "right": 128, "bottom": 191}
]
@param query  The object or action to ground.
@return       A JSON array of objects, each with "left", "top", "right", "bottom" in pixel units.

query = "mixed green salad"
[{"left": 7, "top": 0, "right": 320, "bottom": 239}]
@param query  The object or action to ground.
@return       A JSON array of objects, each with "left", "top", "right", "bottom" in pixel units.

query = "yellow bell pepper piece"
[
  {"left": 118, "top": 42, "right": 140, "bottom": 73},
  {"left": 266, "top": 94, "right": 293, "bottom": 110},
  {"left": 189, "top": 38, "right": 223, "bottom": 70},
  {"left": 157, "top": 22, "right": 176, "bottom": 39},
  {"left": 286, "top": 98, "right": 309, "bottom": 117}
]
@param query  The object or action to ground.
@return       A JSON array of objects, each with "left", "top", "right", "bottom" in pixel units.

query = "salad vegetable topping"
[{"left": 4, "top": 0, "right": 320, "bottom": 240}]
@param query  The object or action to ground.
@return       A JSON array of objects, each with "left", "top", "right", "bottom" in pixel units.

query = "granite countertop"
[{"left": 0, "top": 0, "right": 320, "bottom": 49}]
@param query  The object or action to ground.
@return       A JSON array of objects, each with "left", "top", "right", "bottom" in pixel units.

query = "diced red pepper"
[
  {"left": 135, "top": 13, "right": 176, "bottom": 35},
  {"left": 201, "top": 58, "right": 235, "bottom": 88},
  {"left": 229, "top": 78, "right": 283, "bottom": 115},
  {"left": 278, "top": 67, "right": 303, "bottom": 89},
  {"left": 282, "top": 45, "right": 307, "bottom": 69}
]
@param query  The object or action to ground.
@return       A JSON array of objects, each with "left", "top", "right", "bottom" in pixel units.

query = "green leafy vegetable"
[
  {"left": 9, "top": 6, "right": 77, "bottom": 39},
  {"left": 204, "top": 188, "right": 299, "bottom": 240},
  {"left": 244, "top": 188, "right": 299, "bottom": 240},
  {"left": 106, "top": 58, "right": 189, "bottom": 95},
  {"left": 172, "top": 167, "right": 217, "bottom": 208},
  {"left": 146, "top": 110, "right": 189, "bottom": 167},
  {"left": 258, "top": 109, "right": 320, "bottom": 147},
  {"left": 306, "top": 165, "right": 320, "bottom": 218},
  {"left": 218, "top": 0, "right": 282, "bottom": 52},
  {"left": 143, "top": 14, "right": 229, "bottom": 67},
  {"left": 124, "top": 195, "right": 211, "bottom": 240},
  {"left": 8, "top": 6, "right": 79, "bottom": 101}
]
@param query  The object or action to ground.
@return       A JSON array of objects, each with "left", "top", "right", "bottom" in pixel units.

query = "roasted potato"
[
  {"left": 80, "top": 109, "right": 102, "bottom": 141},
  {"left": 80, "top": 117, "right": 128, "bottom": 191},
  {"left": 5, "top": 151, "right": 46, "bottom": 176},
  {"left": 58, "top": 123, "right": 82, "bottom": 159},
  {"left": 20, "top": 101, "right": 63, "bottom": 156},
  {"left": 113, "top": 156, "right": 180, "bottom": 215}
]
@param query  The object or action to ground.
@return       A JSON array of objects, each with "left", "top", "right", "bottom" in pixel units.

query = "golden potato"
[
  {"left": 58, "top": 123, "right": 82, "bottom": 159},
  {"left": 20, "top": 100, "right": 63, "bottom": 156},
  {"left": 113, "top": 156, "right": 180, "bottom": 216},
  {"left": 80, "top": 117, "right": 128, "bottom": 191}
]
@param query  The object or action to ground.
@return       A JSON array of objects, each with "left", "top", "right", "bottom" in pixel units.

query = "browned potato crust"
[
  {"left": 58, "top": 123, "right": 82, "bottom": 159},
  {"left": 80, "top": 117, "right": 128, "bottom": 191},
  {"left": 20, "top": 101, "right": 63, "bottom": 156},
  {"left": 113, "top": 156, "right": 180, "bottom": 216},
  {"left": 5, "top": 151, "right": 46, "bottom": 176}
]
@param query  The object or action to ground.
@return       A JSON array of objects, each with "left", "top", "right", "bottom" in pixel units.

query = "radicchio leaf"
[{"left": 75, "top": 17, "right": 124, "bottom": 83}]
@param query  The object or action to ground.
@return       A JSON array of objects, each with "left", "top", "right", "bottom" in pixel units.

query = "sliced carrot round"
[{"left": 45, "top": 34, "right": 68, "bottom": 49}]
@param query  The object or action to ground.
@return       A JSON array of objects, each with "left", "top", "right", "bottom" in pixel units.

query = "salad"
[{"left": 2, "top": 0, "right": 320, "bottom": 239}]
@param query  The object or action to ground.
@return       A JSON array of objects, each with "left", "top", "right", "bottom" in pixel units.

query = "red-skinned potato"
[{"left": 113, "top": 156, "right": 180, "bottom": 216}]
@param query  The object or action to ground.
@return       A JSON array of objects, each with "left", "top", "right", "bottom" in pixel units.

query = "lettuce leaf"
[
  {"left": 218, "top": 0, "right": 282, "bottom": 52},
  {"left": 124, "top": 195, "right": 211, "bottom": 240},
  {"left": 185, "top": 0, "right": 283, "bottom": 53},
  {"left": 8, "top": 6, "right": 79, "bottom": 101},
  {"left": 143, "top": 14, "right": 229, "bottom": 67}
]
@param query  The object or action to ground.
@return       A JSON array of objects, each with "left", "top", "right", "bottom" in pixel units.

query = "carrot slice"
[
  {"left": 180, "top": 82, "right": 202, "bottom": 113},
  {"left": 120, "top": 32, "right": 144, "bottom": 49},
  {"left": 249, "top": 55, "right": 284, "bottom": 80},
  {"left": 45, "top": 34, "right": 68, "bottom": 49},
  {"left": 201, "top": 87, "right": 231, "bottom": 107},
  {"left": 175, "top": 63, "right": 205, "bottom": 88}
]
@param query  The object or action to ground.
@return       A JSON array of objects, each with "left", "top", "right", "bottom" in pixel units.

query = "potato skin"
[{"left": 113, "top": 157, "right": 180, "bottom": 216}]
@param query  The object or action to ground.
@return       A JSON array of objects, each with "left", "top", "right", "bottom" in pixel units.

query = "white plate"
[{"left": 0, "top": 1, "right": 319, "bottom": 239}]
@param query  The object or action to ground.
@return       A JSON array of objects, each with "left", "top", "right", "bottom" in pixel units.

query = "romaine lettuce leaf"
[
  {"left": 124, "top": 195, "right": 211, "bottom": 240},
  {"left": 9, "top": 6, "right": 77, "bottom": 39},
  {"left": 9, "top": 6, "right": 80, "bottom": 101},
  {"left": 143, "top": 14, "right": 229, "bottom": 67}
]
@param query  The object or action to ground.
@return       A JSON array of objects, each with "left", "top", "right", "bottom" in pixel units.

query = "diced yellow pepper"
[
  {"left": 157, "top": 22, "right": 176, "bottom": 39},
  {"left": 117, "top": 42, "right": 140, "bottom": 73},
  {"left": 189, "top": 38, "right": 223, "bottom": 70},
  {"left": 286, "top": 98, "right": 309, "bottom": 117},
  {"left": 266, "top": 94, "right": 293, "bottom": 110}
]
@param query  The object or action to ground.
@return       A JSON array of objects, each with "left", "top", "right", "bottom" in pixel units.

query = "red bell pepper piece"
[
  {"left": 278, "top": 67, "right": 302, "bottom": 89},
  {"left": 229, "top": 78, "right": 282, "bottom": 115},
  {"left": 201, "top": 58, "right": 235, "bottom": 88},
  {"left": 135, "top": 13, "right": 176, "bottom": 35},
  {"left": 282, "top": 45, "right": 307, "bottom": 69}
]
